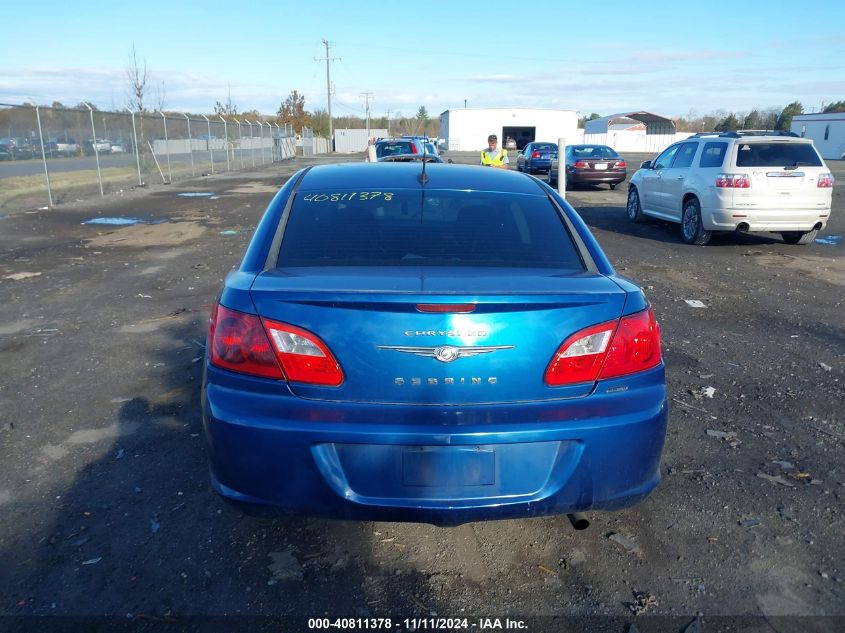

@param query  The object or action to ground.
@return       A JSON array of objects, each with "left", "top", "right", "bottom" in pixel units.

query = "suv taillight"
[
  {"left": 209, "top": 305, "right": 344, "bottom": 385},
  {"left": 715, "top": 173, "right": 750, "bottom": 188},
  {"left": 818, "top": 174, "right": 834, "bottom": 188},
  {"left": 544, "top": 307, "right": 662, "bottom": 386}
]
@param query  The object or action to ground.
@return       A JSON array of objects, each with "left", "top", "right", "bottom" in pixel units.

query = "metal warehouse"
[
  {"left": 791, "top": 112, "right": 845, "bottom": 160},
  {"left": 440, "top": 108, "right": 578, "bottom": 152},
  {"left": 585, "top": 112, "right": 677, "bottom": 153}
]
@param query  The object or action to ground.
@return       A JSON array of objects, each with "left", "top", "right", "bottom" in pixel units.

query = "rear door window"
[
  {"left": 735, "top": 143, "right": 823, "bottom": 167},
  {"left": 699, "top": 142, "right": 727, "bottom": 168},
  {"left": 278, "top": 190, "right": 586, "bottom": 271}
]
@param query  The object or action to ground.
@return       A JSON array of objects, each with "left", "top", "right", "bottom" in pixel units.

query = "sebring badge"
[{"left": 377, "top": 344, "right": 513, "bottom": 363}]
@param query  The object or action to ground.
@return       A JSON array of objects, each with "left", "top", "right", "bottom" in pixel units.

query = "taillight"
[
  {"left": 818, "top": 173, "right": 834, "bottom": 188},
  {"left": 209, "top": 304, "right": 283, "bottom": 379},
  {"left": 410, "top": 143, "right": 418, "bottom": 154},
  {"left": 532, "top": 151, "right": 541, "bottom": 158},
  {"left": 209, "top": 305, "right": 344, "bottom": 386},
  {"left": 544, "top": 307, "right": 661, "bottom": 386},
  {"left": 715, "top": 173, "right": 750, "bottom": 188},
  {"left": 573, "top": 160, "right": 588, "bottom": 169},
  {"left": 614, "top": 160, "right": 626, "bottom": 169},
  {"left": 262, "top": 319, "right": 344, "bottom": 386}
]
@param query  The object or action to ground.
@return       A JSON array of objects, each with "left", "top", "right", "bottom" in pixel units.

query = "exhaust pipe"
[
  {"left": 736, "top": 222, "right": 750, "bottom": 233},
  {"left": 567, "top": 512, "right": 590, "bottom": 530}
]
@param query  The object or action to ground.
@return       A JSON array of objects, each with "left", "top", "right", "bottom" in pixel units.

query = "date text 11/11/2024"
[{"left": 307, "top": 617, "right": 529, "bottom": 630}]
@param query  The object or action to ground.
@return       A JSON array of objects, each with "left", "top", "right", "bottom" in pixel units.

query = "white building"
[
  {"left": 439, "top": 108, "right": 578, "bottom": 152},
  {"left": 791, "top": 113, "right": 845, "bottom": 160}
]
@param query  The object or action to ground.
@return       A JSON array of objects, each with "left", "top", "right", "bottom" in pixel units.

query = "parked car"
[
  {"left": 505, "top": 137, "right": 517, "bottom": 151},
  {"left": 377, "top": 153, "right": 446, "bottom": 163},
  {"left": 46, "top": 137, "right": 79, "bottom": 157},
  {"left": 0, "top": 137, "right": 35, "bottom": 160},
  {"left": 516, "top": 142, "right": 557, "bottom": 174},
  {"left": 374, "top": 138, "right": 425, "bottom": 158},
  {"left": 83, "top": 139, "right": 112, "bottom": 155},
  {"left": 202, "top": 162, "right": 667, "bottom": 525},
  {"left": 548, "top": 145, "right": 627, "bottom": 190},
  {"left": 626, "top": 131, "right": 834, "bottom": 245}
]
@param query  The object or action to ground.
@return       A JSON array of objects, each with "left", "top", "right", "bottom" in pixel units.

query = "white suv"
[{"left": 626, "top": 132, "right": 834, "bottom": 245}]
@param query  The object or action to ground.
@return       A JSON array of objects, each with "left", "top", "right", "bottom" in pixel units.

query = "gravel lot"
[{"left": 0, "top": 149, "right": 843, "bottom": 632}]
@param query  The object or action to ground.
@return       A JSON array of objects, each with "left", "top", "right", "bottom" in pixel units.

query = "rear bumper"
[
  {"left": 202, "top": 365, "right": 667, "bottom": 525},
  {"left": 705, "top": 206, "right": 830, "bottom": 232},
  {"left": 568, "top": 170, "right": 627, "bottom": 185},
  {"left": 526, "top": 159, "right": 552, "bottom": 172}
]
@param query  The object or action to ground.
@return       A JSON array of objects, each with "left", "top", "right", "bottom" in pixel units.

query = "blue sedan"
[
  {"left": 202, "top": 163, "right": 667, "bottom": 525},
  {"left": 516, "top": 142, "right": 558, "bottom": 174}
]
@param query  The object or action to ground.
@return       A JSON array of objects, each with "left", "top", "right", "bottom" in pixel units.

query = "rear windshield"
[
  {"left": 570, "top": 146, "right": 619, "bottom": 159},
  {"left": 532, "top": 144, "right": 556, "bottom": 151},
  {"left": 735, "top": 142, "right": 822, "bottom": 167},
  {"left": 375, "top": 142, "right": 416, "bottom": 157},
  {"left": 278, "top": 190, "right": 585, "bottom": 271}
]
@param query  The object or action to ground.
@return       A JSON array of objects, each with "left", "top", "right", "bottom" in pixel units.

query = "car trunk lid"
[{"left": 250, "top": 268, "right": 628, "bottom": 404}]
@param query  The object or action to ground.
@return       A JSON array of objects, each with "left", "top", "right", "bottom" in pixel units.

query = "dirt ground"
[{"left": 0, "top": 150, "right": 843, "bottom": 632}]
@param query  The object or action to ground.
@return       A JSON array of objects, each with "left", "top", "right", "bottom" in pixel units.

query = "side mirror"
[{"left": 640, "top": 160, "right": 652, "bottom": 169}]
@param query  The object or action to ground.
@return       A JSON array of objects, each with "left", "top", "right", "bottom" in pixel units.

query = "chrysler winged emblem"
[{"left": 377, "top": 344, "right": 513, "bottom": 363}]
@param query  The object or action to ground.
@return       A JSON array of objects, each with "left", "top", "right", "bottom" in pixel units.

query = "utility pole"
[
  {"left": 386, "top": 109, "right": 391, "bottom": 135},
  {"left": 315, "top": 39, "right": 340, "bottom": 151},
  {"left": 361, "top": 92, "right": 373, "bottom": 138}
]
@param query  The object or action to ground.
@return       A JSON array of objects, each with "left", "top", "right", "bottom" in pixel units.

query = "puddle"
[
  {"left": 815, "top": 235, "right": 842, "bottom": 246},
  {"left": 83, "top": 217, "right": 169, "bottom": 226},
  {"left": 177, "top": 192, "right": 215, "bottom": 197}
]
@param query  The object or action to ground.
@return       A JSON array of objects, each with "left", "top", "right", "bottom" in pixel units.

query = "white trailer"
[{"left": 791, "top": 113, "right": 845, "bottom": 160}]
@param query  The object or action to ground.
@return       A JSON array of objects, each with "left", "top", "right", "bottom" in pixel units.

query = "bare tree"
[
  {"left": 154, "top": 81, "right": 167, "bottom": 112},
  {"left": 126, "top": 44, "right": 149, "bottom": 112}
]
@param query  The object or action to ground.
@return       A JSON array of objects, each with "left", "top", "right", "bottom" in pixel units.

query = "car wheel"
[
  {"left": 681, "top": 199, "right": 711, "bottom": 245},
  {"left": 781, "top": 229, "right": 818, "bottom": 245},
  {"left": 609, "top": 183, "right": 616, "bottom": 190},
  {"left": 626, "top": 188, "right": 645, "bottom": 223}
]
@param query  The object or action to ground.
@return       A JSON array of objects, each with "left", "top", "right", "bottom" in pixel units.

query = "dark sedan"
[
  {"left": 549, "top": 145, "right": 627, "bottom": 189},
  {"left": 516, "top": 142, "right": 557, "bottom": 174},
  {"left": 202, "top": 162, "right": 667, "bottom": 525}
]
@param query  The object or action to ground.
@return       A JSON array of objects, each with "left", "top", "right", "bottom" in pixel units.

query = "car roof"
[{"left": 299, "top": 163, "right": 547, "bottom": 195}]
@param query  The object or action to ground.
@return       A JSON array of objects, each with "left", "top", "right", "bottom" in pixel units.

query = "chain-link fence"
[{"left": 0, "top": 103, "right": 320, "bottom": 213}]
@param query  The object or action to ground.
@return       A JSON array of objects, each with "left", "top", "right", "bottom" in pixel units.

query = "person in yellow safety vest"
[{"left": 480, "top": 134, "right": 509, "bottom": 169}]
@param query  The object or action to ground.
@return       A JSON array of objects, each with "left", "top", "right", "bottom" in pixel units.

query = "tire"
[
  {"left": 681, "top": 198, "right": 711, "bottom": 245},
  {"left": 609, "top": 183, "right": 616, "bottom": 190},
  {"left": 626, "top": 188, "right": 645, "bottom": 223},
  {"left": 781, "top": 229, "right": 818, "bottom": 245}
]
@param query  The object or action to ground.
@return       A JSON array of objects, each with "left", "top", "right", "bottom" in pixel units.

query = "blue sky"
[{"left": 1, "top": 0, "right": 843, "bottom": 119}]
